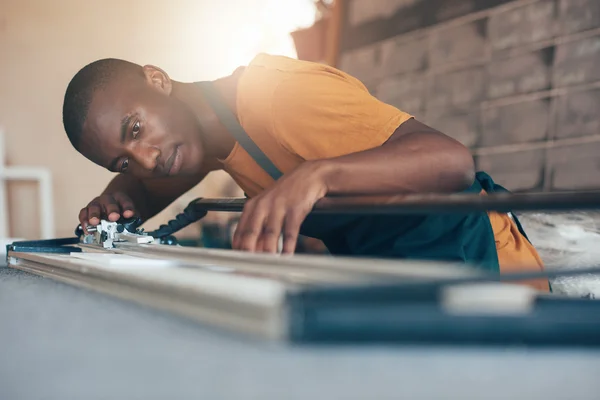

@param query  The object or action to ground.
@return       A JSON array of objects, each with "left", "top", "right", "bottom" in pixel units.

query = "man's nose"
[{"left": 130, "top": 142, "right": 160, "bottom": 171}]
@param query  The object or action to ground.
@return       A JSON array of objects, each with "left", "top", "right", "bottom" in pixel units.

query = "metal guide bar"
[{"left": 191, "top": 190, "right": 600, "bottom": 215}]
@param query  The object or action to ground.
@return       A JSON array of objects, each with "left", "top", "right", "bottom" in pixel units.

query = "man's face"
[{"left": 78, "top": 70, "right": 204, "bottom": 179}]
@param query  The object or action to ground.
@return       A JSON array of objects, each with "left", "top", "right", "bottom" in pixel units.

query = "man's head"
[{"left": 62, "top": 58, "right": 205, "bottom": 178}]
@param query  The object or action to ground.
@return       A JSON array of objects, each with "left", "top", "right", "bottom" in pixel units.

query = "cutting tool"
[{"left": 78, "top": 218, "right": 155, "bottom": 248}]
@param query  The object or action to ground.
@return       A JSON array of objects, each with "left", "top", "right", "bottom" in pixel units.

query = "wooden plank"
[
  {"left": 8, "top": 241, "right": 600, "bottom": 344},
  {"left": 7, "top": 250, "right": 287, "bottom": 339},
  {"left": 109, "top": 243, "right": 478, "bottom": 280},
  {"left": 5, "top": 243, "right": 479, "bottom": 339}
]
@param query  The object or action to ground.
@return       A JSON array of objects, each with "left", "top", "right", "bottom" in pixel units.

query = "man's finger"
[
  {"left": 236, "top": 202, "right": 269, "bottom": 252},
  {"left": 113, "top": 192, "right": 136, "bottom": 218},
  {"left": 261, "top": 208, "right": 286, "bottom": 253},
  {"left": 255, "top": 236, "right": 265, "bottom": 253},
  {"left": 233, "top": 199, "right": 256, "bottom": 249},
  {"left": 86, "top": 200, "right": 103, "bottom": 225},
  {"left": 78, "top": 208, "right": 90, "bottom": 233},
  {"left": 100, "top": 194, "right": 122, "bottom": 222},
  {"left": 282, "top": 209, "right": 306, "bottom": 254}
]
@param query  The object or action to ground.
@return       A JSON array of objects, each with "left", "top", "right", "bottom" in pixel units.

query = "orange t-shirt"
[{"left": 223, "top": 53, "right": 548, "bottom": 292}]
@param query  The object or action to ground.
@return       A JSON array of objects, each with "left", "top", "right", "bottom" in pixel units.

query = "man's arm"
[
  {"left": 318, "top": 118, "right": 475, "bottom": 195},
  {"left": 232, "top": 119, "right": 475, "bottom": 254}
]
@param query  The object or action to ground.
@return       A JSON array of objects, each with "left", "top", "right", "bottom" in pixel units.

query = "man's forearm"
[
  {"left": 314, "top": 128, "right": 475, "bottom": 196},
  {"left": 102, "top": 171, "right": 211, "bottom": 222},
  {"left": 101, "top": 174, "right": 156, "bottom": 220}
]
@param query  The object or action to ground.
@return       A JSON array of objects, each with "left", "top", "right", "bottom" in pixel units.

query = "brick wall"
[{"left": 339, "top": 0, "right": 600, "bottom": 192}]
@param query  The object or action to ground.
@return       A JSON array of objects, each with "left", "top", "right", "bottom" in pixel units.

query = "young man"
[{"left": 62, "top": 53, "right": 548, "bottom": 291}]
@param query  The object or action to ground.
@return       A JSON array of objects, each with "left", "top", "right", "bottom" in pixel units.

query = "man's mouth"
[{"left": 164, "top": 146, "right": 182, "bottom": 176}]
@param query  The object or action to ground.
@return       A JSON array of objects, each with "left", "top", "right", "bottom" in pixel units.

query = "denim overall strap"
[{"left": 195, "top": 81, "right": 283, "bottom": 181}]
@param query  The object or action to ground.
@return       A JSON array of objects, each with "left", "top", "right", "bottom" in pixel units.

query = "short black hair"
[{"left": 62, "top": 58, "right": 143, "bottom": 149}]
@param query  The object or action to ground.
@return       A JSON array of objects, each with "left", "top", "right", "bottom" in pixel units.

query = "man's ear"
[{"left": 142, "top": 65, "right": 172, "bottom": 95}]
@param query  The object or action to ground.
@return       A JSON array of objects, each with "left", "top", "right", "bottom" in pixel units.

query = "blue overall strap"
[{"left": 195, "top": 81, "right": 283, "bottom": 181}]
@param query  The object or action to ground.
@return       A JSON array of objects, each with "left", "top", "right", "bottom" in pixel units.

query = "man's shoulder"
[{"left": 245, "top": 53, "right": 359, "bottom": 83}]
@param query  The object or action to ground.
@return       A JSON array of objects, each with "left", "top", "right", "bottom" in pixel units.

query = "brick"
[
  {"left": 347, "top": 0, "right": 423, "bottom": 27},
  {"left": 432, "top": 0, "right": 477, "bottom": 23},
  {"left": 487, "top": 49, "right": 552, "bottom": 99},
  {"left": 347, "top": 0, "right": 390, "bottom": 27},
  {"left": 339, "top": 43, "right": 384, "bottom": 83},
  {"left": 553, "top": 35, "right": 600, "bottom": 87},
  {"left": 380, "top": 35, "right": 428, "bottom": 76},
  {"left": 425, "top": 106, "right": 480, "bottom": 147},
  {"left": 384, "top": 0, "right": 429, "bottom": 39},
  {"left": 431, "top": 0, "right": 514, "bottom": 23},
  {"left": 430, "top": 20, "right": 486, "bottom": 66},
  {"left": 547, "top": 142, "right": 600, "bottom": 190},
  {"left": 555, "top": 89, "right": 600, "bottom": 139},
  {"left": 389, "top": 0, "right": 425, "bottom": 11},
  {"left": 476, "top": 150, "right": 545, "bottom": 192},
  {"left": 426, "top": 66, "right": 486, "bottom": 109},
  {"left": 488, "top": 0, "right": 557, "bottom": 50},
  {"left": 376, "top": 74, "right": 426, "bottom": 115},
  {"left": 559, "top": 0, "right": 600, "bottom": 34},
  {"left": 481, "top": 99, "right": 551, "bottom": 146}
]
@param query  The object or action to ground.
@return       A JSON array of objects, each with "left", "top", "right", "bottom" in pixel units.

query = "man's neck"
[{"left": 171, "top": 75, "right": 239, "bottom": 163}]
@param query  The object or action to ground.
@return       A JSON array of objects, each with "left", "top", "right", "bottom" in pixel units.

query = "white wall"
[{"left": 0, "top": 0, "right": 315, "bottom": 238}]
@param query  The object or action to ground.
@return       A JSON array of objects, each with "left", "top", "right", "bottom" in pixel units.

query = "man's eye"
[
  {"left": 132, "top": 121, "right": 140, "bottom": 138},
  {"left": 120, "top": 158, "right": 129, "bottom": 173}
]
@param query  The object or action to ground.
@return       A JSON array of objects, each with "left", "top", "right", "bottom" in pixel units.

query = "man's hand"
[
  {"left": 232, "top": 161, "right": 329, "bottom": 254},
  {"left": 79, "top": 192, "right": 137, "bottom": 233}
]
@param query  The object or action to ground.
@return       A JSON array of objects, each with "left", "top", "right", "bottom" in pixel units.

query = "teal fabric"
[
  {"left": 301, "top": 172, "right": 515, "bottom": 273},
  {"left": 300, "top": 173, "right": 552, "bottom": 289}
]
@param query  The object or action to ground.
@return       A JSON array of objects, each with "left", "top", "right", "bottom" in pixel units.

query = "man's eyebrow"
[{"left": 120, "top": 114, "right": 132, "bottom": 144}]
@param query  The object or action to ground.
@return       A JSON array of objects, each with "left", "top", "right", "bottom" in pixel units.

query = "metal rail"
[{"left": 191, "top": 190, "right": 600, "bottom": 215}]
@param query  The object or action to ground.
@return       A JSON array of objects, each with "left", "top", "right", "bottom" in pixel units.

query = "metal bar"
[{"left": 192, "top": 190, "right": 600, "bottom": 215}]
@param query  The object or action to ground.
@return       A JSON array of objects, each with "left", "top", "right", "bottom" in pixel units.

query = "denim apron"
[{"left": 301, "top": 172, "right": 533, "bottom": 273}]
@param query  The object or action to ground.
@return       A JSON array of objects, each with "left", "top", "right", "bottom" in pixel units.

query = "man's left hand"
[{"left": 232, "top": 160, "right": 329, "bottom": 254}]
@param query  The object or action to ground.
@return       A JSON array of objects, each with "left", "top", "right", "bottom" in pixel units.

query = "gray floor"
[{"left": 1, "top": 267, "right": 600, "bottom": 400}]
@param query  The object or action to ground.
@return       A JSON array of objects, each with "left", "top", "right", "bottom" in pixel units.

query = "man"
[{"left": 62, "top": 53, "right": 548, "bottom": 291}]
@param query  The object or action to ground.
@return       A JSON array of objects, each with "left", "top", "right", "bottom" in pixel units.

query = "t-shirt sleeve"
[{"left": 270, "top": 70, "right": 413, "bottom": 160}]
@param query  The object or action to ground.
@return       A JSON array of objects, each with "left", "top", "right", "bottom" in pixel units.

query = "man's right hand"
[{"left": 79, "top": 192, "right": 137, "bottom": 232}]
